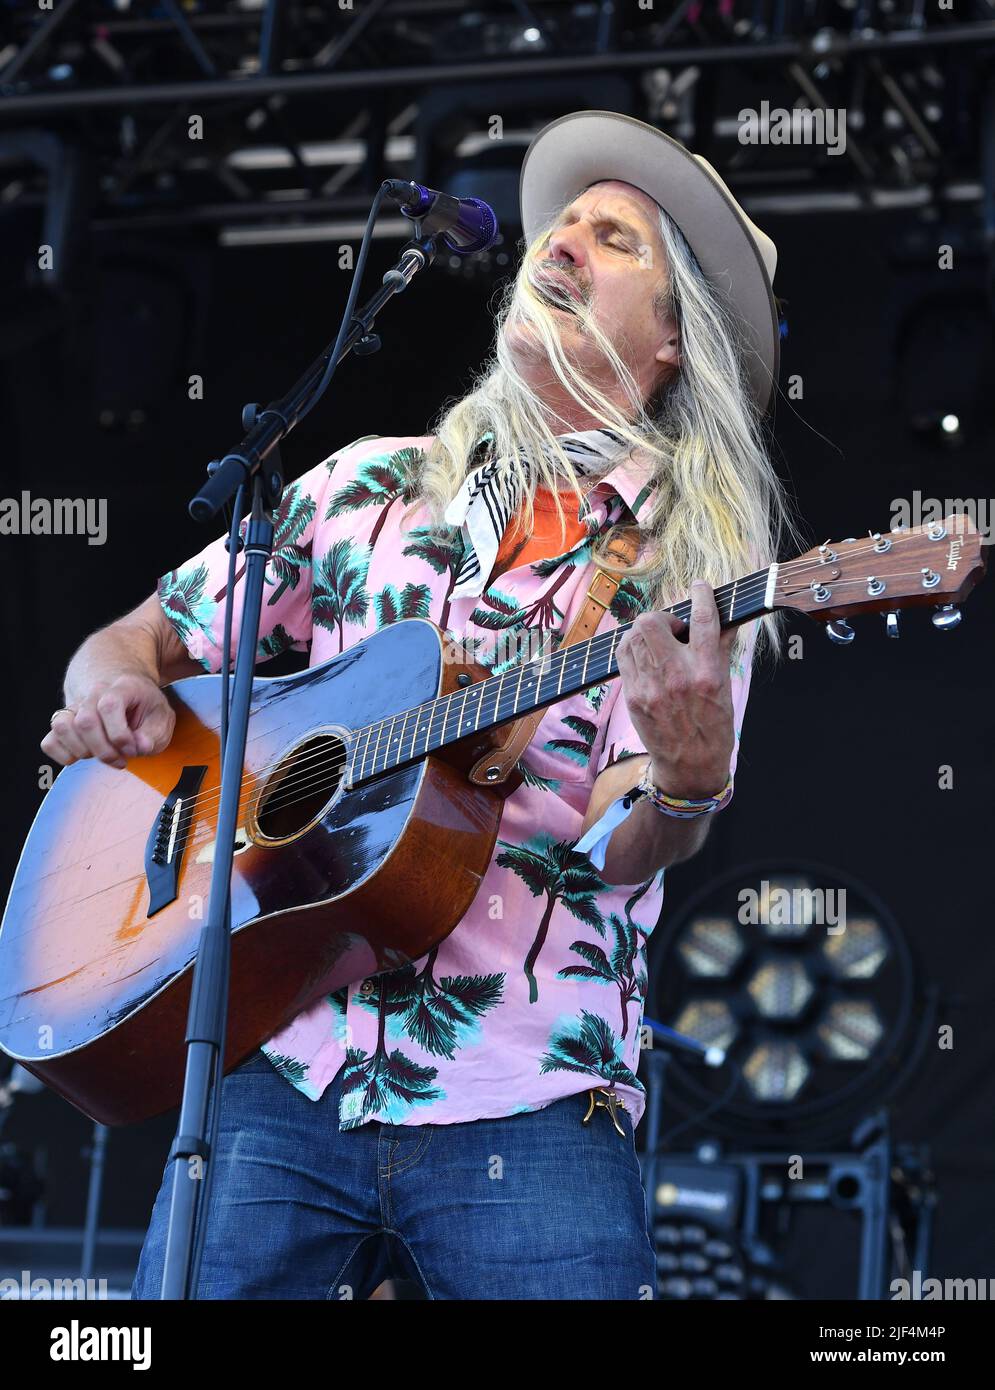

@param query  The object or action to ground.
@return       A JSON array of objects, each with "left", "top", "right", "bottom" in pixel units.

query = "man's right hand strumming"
[{"left": 41, "top": 592, "right": 202, "bottom": 769}]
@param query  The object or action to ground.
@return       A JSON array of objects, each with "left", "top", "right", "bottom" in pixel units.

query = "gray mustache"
[{"left": 528, "top": 270, "right": 588, "bottom": 311}]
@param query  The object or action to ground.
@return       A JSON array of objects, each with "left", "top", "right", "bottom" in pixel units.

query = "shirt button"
[{"left": 359, "top": 979, "right": 375, "bottom": 996}]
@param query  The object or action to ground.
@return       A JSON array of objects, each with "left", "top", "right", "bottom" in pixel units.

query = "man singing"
[{"left": 41, "top": 111, "right": 792, "bottom": 1299}]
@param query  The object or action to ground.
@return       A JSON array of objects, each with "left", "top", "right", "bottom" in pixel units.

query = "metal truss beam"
[{"left": 1, "top": 22, "right": 994, "bottom": 119}]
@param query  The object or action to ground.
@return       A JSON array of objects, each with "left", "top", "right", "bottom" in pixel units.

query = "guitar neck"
[{"left": 348, "top": 564, "right": 774, "bottom": 785}]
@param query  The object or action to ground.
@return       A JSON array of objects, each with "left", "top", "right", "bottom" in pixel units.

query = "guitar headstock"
[{"left": 771, "top": 514, "right": 987, "bottom": 638}]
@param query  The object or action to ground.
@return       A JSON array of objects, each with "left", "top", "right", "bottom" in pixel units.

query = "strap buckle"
[{"left": 586, "top": 567, "right": 621, "bottom": 611}]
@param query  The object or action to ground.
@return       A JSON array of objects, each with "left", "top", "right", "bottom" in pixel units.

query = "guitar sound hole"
[{"left": 255, "top": 733, "right": 347, "bottom": 841}]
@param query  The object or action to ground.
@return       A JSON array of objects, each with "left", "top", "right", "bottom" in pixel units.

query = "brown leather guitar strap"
[{"left": 469, "top": 524, "right": 641, "bottom": 787}]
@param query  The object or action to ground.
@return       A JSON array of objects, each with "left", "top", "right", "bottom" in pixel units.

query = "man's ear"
[{"left": 654, "top": 315, "right": 680, "bottom": 372}]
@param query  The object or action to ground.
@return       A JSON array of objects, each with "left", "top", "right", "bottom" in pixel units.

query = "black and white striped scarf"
[{"left": 443, "top": 427, "right": 627, "bottom": 601}]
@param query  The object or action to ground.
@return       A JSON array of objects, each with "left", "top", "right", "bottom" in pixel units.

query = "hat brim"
[{"left": 519, "top": 110, "right": 779, "bottom": 415}]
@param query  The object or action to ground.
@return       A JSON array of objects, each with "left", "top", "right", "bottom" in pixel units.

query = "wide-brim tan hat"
[{"left": 519, "top": 110, "right": 780, "bottom": 414}]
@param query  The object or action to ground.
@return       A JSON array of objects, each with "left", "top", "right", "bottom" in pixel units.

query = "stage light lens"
[
  {"left": 747, "top": 959, "right": 814, "bottom": 1019},
  {"left": 817, "top": 1001, "right": 885, "bottom": 1060},
  {"left": 822, "top": 917, "right": 889, "bottom": 979},
  {"left": 743, "top": 1042, "right": 810, "bottom": 1101},
  {"left": 673, "top": 1000, "right": 738, "bottom": 1052},
  {"left": 679, "top": 917, "right": 744, "bottom": 977}
]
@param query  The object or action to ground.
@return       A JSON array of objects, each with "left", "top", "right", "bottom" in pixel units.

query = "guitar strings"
[
  {"left": 24, "top": 540, "right": 944, "bottom": 925},
  {"left": 208, "top": 554, "right": 949, "bottom": 828},
  {"left": 156, "top": 541, "right": 937, "bottom": 834},
  {"left": 173, "top": 566, "right": 780, "bottom": 829},
  {"left": 172, "top": 539, "right": 933, "bottom": 832},
  {"left": 50, "top": 539, "right": 935, "bottom": 866}
]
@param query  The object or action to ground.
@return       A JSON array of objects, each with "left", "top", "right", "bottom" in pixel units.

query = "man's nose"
[{"left": 546, "top": 223, "right": 589, "bottom": 270}]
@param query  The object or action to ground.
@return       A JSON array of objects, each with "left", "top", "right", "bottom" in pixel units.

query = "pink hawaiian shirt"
[{"left": 157, "top": 433, "right": 756, "bottom": 1130}]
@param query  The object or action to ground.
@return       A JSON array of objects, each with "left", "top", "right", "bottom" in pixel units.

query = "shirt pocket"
[{"left": 520, "top": 686, "right": 608, "bottom": 788}]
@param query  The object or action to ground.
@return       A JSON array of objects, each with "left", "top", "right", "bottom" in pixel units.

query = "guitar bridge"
[{"left": 144, "top": 765, "right": 207, "bottom": 917}]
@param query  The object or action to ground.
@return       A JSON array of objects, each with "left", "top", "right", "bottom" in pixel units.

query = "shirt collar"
[
  {"left": 469, "top": 427, "right": 658, "bottom": 527},
  {"left": 566, "top": 428, "right": 658, "bottom": 526}
]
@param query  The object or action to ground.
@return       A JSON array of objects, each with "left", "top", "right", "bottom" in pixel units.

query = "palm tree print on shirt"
[
  {"left": 158, "top": 563, "right": 213, "bottom": 648},
  {"left": 539, "top": 1009, "right": 638, "bottom": 1089},
  {"left": 341, "top": 990, "right": 443, "bottom": 1125},
  {"left": 470, "top": 574, "right": 572, "bottom": 636},
  {"left": 401, "top": 526, "right": 466, "bottom": 632},
  {"left": 265, "top": 1052, "right": 310, "bottom": 1087},
  {"left": 258, "top": 622, "right": 296, "bottom": 660},
  {"left": 494, "top": 835, "right": 605, "bottom": 1004},
  {"left": 608, "top": 575, "right": 651, "bottom": 623},
  {"left": 468, "top": 585, "right": 526, "bottom": 635},
  {"left": 514, "top": 762, "right": 561, "bottom": 795},
  {"left": 212, "top": 480, "right": 317, "bottom": 605},
  {"left": 498, "top": 534, "right": 599, "bottom": 630},
  {"left": 585, "top": 682, "right": 610, "bottom": 715},
  {"left": 324, "top": 446, "right": 423, "bottom": 549},
  {"left": 313, "top": 537, "right": 370, "bottom": 652},
  {"left": 353, "top": 950, "right": 504, "bottom": 1060},
  {"left": 558, "top": 880, "right": 654, "bottom": 1041},
  {"left": 373, "top": 581, "right": 432, "bottom": 628},
  {"left": 543, "top": 714, "right": 598, "bottom": 772}
]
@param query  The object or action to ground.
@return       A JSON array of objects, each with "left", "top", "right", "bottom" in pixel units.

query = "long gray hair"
[{"left": 402, "top": 191, "right": 799, "bottom": 659}]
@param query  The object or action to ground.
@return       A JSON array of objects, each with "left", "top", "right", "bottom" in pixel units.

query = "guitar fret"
[
  {"left": 359, "top": 725, "right": 373, "bottom": 782},
  {"left": 474, "top": 684, "right": 486, "bottom": 730},
  {"left": 495, "top": 671, "right": 508, "bottom": 726},
  {"left": 485, "top": 677, "right": 500, "bottom": 728},
  {"left": 372, "top": 719, "right": 387, "bottom": 776},
  {"left": 397, "top": 711, "right": 411, "bottom": 767},
  {"left": 439, "top": 690, "right": 453, "bottom": 746},
  {"left": 383, "top": 715, "right": 398, "bottom": 773},
  {"left": 444, "top": 688, "right": 462, "bottom": 740},
  {"left": 512, "top": 660, "right": 527, "bottom": 715},
  {"left": 458, "top": 686, "right": 475, "bottom": 739}
]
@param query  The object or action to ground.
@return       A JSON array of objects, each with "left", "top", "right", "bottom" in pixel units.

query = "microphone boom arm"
[{"left": 188, "top": 231, "right": 439, "bottom": 523}]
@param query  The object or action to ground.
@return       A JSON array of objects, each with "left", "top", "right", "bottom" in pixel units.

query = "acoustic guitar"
[{"left": 0, "top": 517, "right": 985, "bottom": 1124}]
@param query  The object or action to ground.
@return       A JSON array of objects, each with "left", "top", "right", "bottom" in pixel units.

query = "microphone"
[
  {"left": 643, "top": 1016, "right": 726, "bottom": 1068},
  {"left": 382, "top": 179, "right": 500, "bottom": 256}
]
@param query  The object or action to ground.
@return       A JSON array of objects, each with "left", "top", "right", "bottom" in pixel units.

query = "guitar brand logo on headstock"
[{"left": 947, "top": 538, "right": 963, "bottom": 572}]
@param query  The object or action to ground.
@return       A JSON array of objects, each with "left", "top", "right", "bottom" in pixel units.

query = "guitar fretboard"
[{"left": 348, "top": 564, "right": 773, "bottom": 785}]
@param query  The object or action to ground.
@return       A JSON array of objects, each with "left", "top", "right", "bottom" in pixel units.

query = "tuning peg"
[
  {"left": 931, "top": 604, "right": 962, "bottom": 631},
  {"left": 826, "top": 619, "right": 855, "bottom": 645},
  {"left": 884, "top": 612, "right": 900, "bottom": 638}
]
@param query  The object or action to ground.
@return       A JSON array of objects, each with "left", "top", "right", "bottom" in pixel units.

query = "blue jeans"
[{"left": 132, "top": 1050, "right": 656, "bottom": 1300}]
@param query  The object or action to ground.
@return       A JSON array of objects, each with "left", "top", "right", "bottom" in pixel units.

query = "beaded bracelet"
[{"left": 633, "top": 762, "right": 734, "bottom": 819}]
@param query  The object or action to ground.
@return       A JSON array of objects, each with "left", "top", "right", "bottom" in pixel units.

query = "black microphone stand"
[{"left": 159, "top": 221, "right": 444, "bottom": 1300}]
